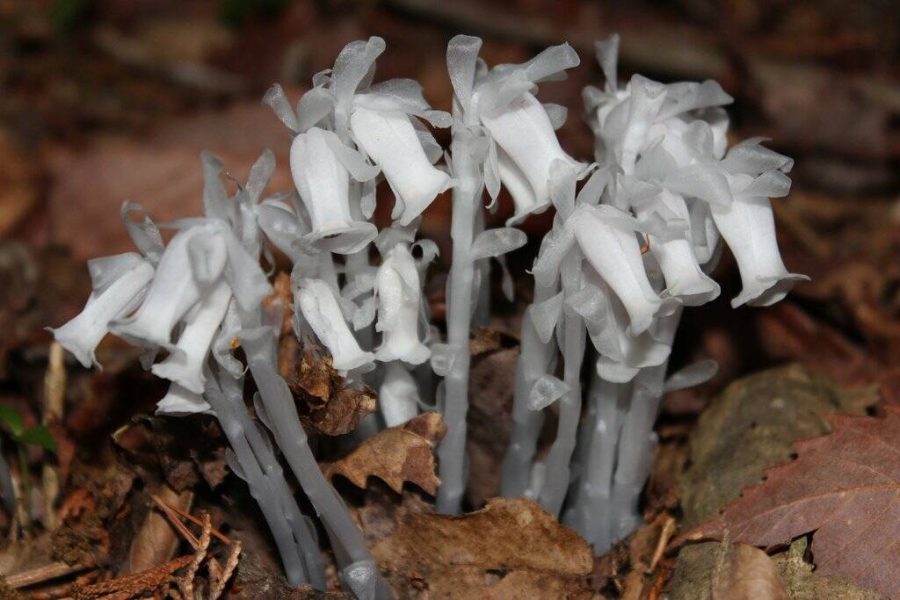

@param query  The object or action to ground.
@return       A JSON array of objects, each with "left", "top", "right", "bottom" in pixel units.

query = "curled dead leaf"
[
  {"left": 282, "top": 347, "right": 377, "bottom": 437},
  {"left": 322, "top": 413, "right": 445, "bottom": 495},
  {"left": 372, "top": 497, "right": 593, "bottom": 599}
]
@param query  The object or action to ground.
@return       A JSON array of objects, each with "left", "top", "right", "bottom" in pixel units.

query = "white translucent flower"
[
  {"left": 572, "top": 204, "right": 666, "bottom": 335},
  {"left": 111, "top": 223, "right": 225, "bottom": 348},
  {"left": 565, "top": 272, "right": 670, "bottom": 383},
  {"left": 112, "top": 215, "right": 271, "bottom": 347},
  {"left": 266, "top": 38, "right": 452, "bottom": 230},
  {"left": 151, "top": 279, "right": 232, "bottom": 394},
  {"left": 630, "top": 187, "right": 720, "bottom": 305},
  {"left": 378, "top": 361, "right": 421, "bottom": 427},
  {"left": 586, "top": 34, "right": 732, "bottom": 174},
  {"left": 289, "top": 127, "right": 379, "bottom": 254},
  {"left": 713, "top": 172, "right": 808, "bottom": 307},
  {"left": 297, "top": 278, "right": 374, "bottom": 371},
  {"left": 51, "top": 252, "right": 154, "bottom": 368},
  {"left": 349, "top": 107, "right": 451, "bottom": 226},
  {"left": 156, "top": 382, "right": 211, "bottom": 415},
  {"left": 480, "top": 92, "right": 581, "bottom": 221},
  {"left": 374, "top": 243, "right": 430, "bottom": 365},
  {"left": 446, "top": 35, "right": 584, "bottom": 223}
]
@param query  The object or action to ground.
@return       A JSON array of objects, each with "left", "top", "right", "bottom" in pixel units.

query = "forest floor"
[{"left": 0, "top": 1, "right": 898, "bottom": 598}]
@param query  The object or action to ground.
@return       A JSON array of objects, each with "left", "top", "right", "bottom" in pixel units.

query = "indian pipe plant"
[{"left": 51, "top": 33, "right": 804, "bottom": 598}]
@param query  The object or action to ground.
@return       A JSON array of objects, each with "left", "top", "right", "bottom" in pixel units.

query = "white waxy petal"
[
  {"left": 497, "top": 146, "right": 545, "bottom": 223},
  {"left": 349, "top": 107, "right": 451, "bottom": 226},
  {"left": 298, "top": 278, "right": 374, "bottom": 371},
  {"left": 256, "top": 201, "right": 307, "bottom": 263},
  {"left": 374, "top": 244, "right": 430, "bottom": 365},
  {"left": 112, "top": 226, "right": 217, "bottom": 348},
  {"left": 151, "top": 280, "right": 232, "bottom": 394},
  {"left": 289, "top": 128, "right": 376, "bottom": 254},
  {"left": 528, "top": 374, "right": 568, "bottom": 411},
  {"left": 651, "top": 236, "right": 720, "bottom": 305},
  {"left": 52, "top": 257, "right": 154, "bottom": 368},
  {"left": 156, "top": 382, "right": 211, "bottom": 415},
  {"left": 573, "top": 206, "right": 662, "bottom": 335},
  {"left": 378, "top": 362, "right": 421, "bottom": 427},
  {"left": 573, "top": 278, "right": 670, "bottom": 383},
  {"left": 480, "top": 92, "right": 578, "bottom": 208},
  {"left": 711, "top": 181, "right": 807, "bottom": 307}
]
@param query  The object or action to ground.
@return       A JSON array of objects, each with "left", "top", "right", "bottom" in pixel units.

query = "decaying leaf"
[
  {"left": 774, "top": 537, "right": 886, "bottom": 600},
  {"left": 711, "top": 543, "right": 788, "bottom": 600},
  {"left": 679, "top": 365, "right": 876, "bottom": 527},
  {"left": 679, "top": 406, "right": 900, "bottom": 599},
  {"left": 283, "top": 348, "right": 377, "bottom": 436},
  {"left": 322, "top": 413, "right": 445, "bottom": 495},
  {"left": 670, "top": 541, "right": 788, "bottom": 600},
  {"left": 372, "top": 497, "right": 593, "bottom": 599},
  {"left": 113, "top": 416, "right": 228, "bottom": 491}
]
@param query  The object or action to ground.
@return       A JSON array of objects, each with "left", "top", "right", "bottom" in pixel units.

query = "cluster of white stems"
[{"left": 51, "top": 33, "right": 803, "bottom": 597}]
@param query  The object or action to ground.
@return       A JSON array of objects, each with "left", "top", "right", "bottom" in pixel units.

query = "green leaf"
[
  {"left": 19, "top": 426, "right": 57, "bottom": 453},
  {"left": 0, "top": 405, "right": 24, "bottom": 437}
]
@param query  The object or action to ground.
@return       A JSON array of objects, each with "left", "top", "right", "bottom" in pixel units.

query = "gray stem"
[
  {"left": 499, "top": 284, "right": 557, "bottom": 497},
  {"left": 538, "top": 299, "right": 586, "bottom": 516},
  {"left": 205, "top": 371, "right": 322, "bottom": 587},
  {"left": 240, "top": 327, "right": 393, "bottom": 600},
  {"left": 436, "top": 129, "right": 482, "bottom": 514}
]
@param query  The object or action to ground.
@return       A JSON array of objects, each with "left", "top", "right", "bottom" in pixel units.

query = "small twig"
[
  {"left": 71, "top": 556, "right": 193, "bottom": 600},
  {"left": 646, "top": 515, "right": 677, "bottom": 573},
  {"left": 5, "top": 561, "right": 93, "bottom": 589},
  {"left": 177, "top": 513, "right": 212, "bottom": 599},
  {"left": 151, "top": 494, "right": 233, "bottom": 545}
]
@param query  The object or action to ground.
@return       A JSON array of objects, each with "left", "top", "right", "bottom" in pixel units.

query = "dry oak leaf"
[
  {"left": 677, "top": 406, "right": 900, "bottom": 599},
  {"left": 372, "top": 497, "right": 593, "bottom": 599},
  {"left": 322, "top": 413, "right": 445, "bottom": 495}
]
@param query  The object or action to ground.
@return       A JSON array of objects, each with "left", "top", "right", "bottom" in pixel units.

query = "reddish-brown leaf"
[{"left": 678, "top": 406, "right": 900, "bottom": 598}]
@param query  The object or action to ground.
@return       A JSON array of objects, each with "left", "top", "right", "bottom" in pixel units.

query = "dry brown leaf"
[
  {"left": 322, "top": 413, "right": 445, "bottom": 495},
  {"left": 125, "top": 485, "right": 192, "bottom": 575},
  {"left": 711, "top": 543, "right": 788, "bottom": 600},
  {"left": 677, "top": 406, "right": 900, "bottom": 599},
  {"left": 372, "top": 497, "right": 593, "bottom": 599},
  {"left": 285, "top": 348, "right": 377, "bottom": 436}
]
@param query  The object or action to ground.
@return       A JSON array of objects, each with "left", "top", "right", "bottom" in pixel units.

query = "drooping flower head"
[
  {"left": 446, "top": 35, "right": 586, "bottom": 223},
  {"left": 264, "top": 37, "right": 452, "bottom": 251}
]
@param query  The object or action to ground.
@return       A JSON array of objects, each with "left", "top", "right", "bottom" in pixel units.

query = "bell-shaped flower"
[
  {"left": 712, "top": 171, "right": 808, "bottom": 307},
  {"left": 374, "top": 243, "right": 430, "bottom": 365},
  {"left": 572, "top": 204, "right": 667, "bottom": 335},
  {"left": 266, "top": 38, "right": 452, "bottom": 230},
  {"left": 378, "top": 361, "right": 421, "bottom": 427},
  {"left": 349, "top": 106, "right": 451, "bottom": 226},
  {"left": 297, "top": 278, "right": 375, "bottom": 371},
  {"left": 156, "top": 382, "right": 211, "bottom": 415},
  {"left": 151, "top": 279, "right": 232, "bottom": 394},
  {"left": 629, "top": 185, "right": 720, "bottom": 305},
  {"left": 289, "top": 127, "right": 379, "bottom": 254},
  {"left": 111, "top": 223, "right": 227, "bottom": 348},
  {"left": 586, "top": 34, "right": 732, "bottom": 174},
  {"left": 446, "top": 35, "right": 584, "bottom": 223},
  {"left": 480, "top": 91, "right": 582, "bottom": 221},
  {"left": 51, "top": 252, "right": 154, "bottom": 368},
  {"left": 567, "top": 274, "right": 671, "bottom": 383}
]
